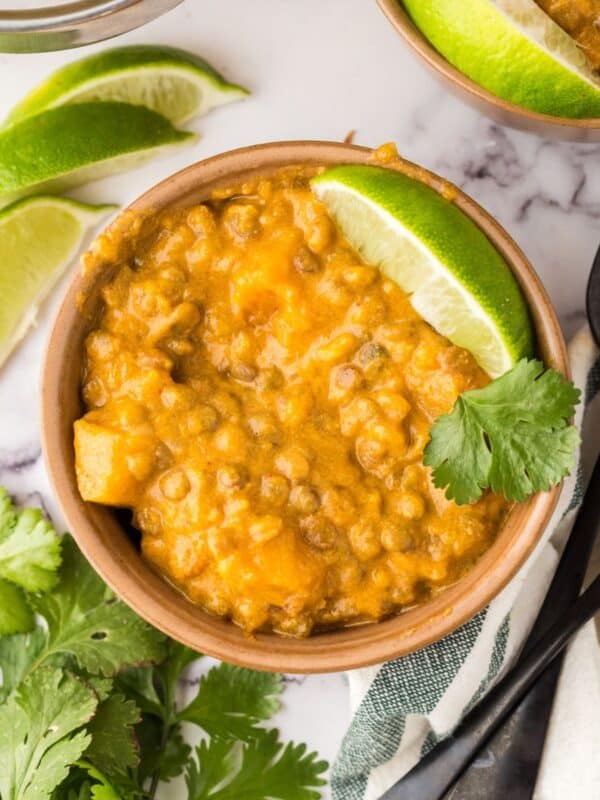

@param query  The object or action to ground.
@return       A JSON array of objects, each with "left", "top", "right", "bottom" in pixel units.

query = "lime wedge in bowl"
[
  {"left": 3, "top": 45, "right": 249, "bottom": 128},
  {"left": 0, "top": 196, "right": 115, "bottom": 367},
  {"left": 0, "top": 102, "right": 195, "bottom": 205},
  {"left": 402, "top": 0, "right": 600, "bottom": 118},
  {"left": 312, "top": 165, "right": 533, "bottom": 378}
]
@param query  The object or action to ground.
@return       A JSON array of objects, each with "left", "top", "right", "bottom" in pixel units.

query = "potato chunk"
[{"left": 74, "top": 420, "right": 153, "bottom": 506}]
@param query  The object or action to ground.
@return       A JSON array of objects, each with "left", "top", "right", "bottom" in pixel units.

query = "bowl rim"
[
  {"left": 41, "top": 140, "right": 567, "bottom": 673},
  {"left": 376, "top": 0, "right": 600, "bottom": 133}
]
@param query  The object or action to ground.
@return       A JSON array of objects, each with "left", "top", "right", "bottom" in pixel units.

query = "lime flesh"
[
  {"left": 0, "top": 196, "right": 115, "bottom": 366},
  {"left": 312, "top": 165, "right": 534, "bottom": 378},
  {"left": 4, "top": 45, "right": 249, "bottom": 128},
  {"left": 0, "top": 102, "right": 195, "bottom": 205},
  {"left": 402, "top": 0, "right": 600, "bottom": 118}
]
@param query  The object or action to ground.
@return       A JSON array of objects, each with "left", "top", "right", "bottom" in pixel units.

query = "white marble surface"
[{"left": 0, "top": 0, "right": 599, "bottom": 795}]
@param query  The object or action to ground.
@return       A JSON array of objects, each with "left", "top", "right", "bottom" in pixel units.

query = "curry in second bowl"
[
  {"left": 399, "top": 0, "right": 600, "bottom": 120},
  {"left": 74, "top": 155, "right": 524, "bottom": 638}
]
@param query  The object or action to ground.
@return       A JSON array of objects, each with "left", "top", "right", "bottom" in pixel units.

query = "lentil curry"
[
  {"left": 534, "top": 0, "right": 600, "bottom": 71},
  {"left": 74, "top": 164, "right": 509, "bottom": 637}
]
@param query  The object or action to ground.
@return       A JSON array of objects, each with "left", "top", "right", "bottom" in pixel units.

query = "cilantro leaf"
[
  {"left": 116, "top": 666, "right": 164, "bottom": 718},
  {"left": 159, "top": 640, "right": 200, "bottom": 706},
  {"left": 178, "top": 663, "right": 283, "bottom": 741},
  {"left": 136, "top": 715, "right": 192, "bottom": 784},
  {"left": 52, "top": 781, "right": 95, "bottom": 800},
  {"left": 0, "top": 487, "right": 62, "bottom": 592},
  {"left": 82, "top": 675, "right": 114, "bottom": 703},
  {"left": 185, "top": 730, "right": 328, "bottom": 800},
  {"left": 90, "top": 784, "right": 119, "bottom": 800},
  {"left": 119, "top": 641, "right": 199, "bottom": 722},
  {"left": 0, "top": 576, "right": 34, "bottom": 635},
  {"left": 185, "top": 738, "right": 234, "bottom": 800},
  {"left": 424, "top": 359, "right": 581, "bottom": 504},
  {"left": 0, "top": 666, "right": 97, "bottom": 800},
  {"left": 31, "top": 536, "right": 166, "bottom": 676},
  {"left": 83, "top": 766, "right": 121, "bottom": 800},
  {"left": 122, "top": 641, "right": 199, "bottom": 789},
  {"left": 156, "top": 728, "right": 193, "bottom": 781},
  {"left": 0, "top": 627, "right": 46, "bottom": 701},
  {"left": 55, "top": 764, "right": 123, "bottom": 800},
  {"left": 84, "top": 694, "right": 141, "bottom": 781},
  {"left": 83, "top": 763, "right": 140, "bottom": 800}
]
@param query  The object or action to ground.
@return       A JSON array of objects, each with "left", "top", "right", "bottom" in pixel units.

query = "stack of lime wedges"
[
  {"left": 403, "top": 0, "right": 600, "bottom": 118},
  {"left": 0, "top": 45, "right": 248, "bottom": 367},
  {"left": 0, "top": 45, "right": 247, "bottom": 204},
  {"left": 312, "top": 165, "right": 533, "bottom": 378}
]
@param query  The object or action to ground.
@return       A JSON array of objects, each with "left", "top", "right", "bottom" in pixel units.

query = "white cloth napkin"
[{"left": 332, "top": 327, "right": 600, "bottom": 800}]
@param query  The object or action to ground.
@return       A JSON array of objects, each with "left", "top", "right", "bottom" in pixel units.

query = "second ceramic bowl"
[
  {"left": 42, "top": 141, "right": 567, "bottom": 672},
  {"left": 0, "top": 0, "right": 184, "bottom": 53},
  {"left": 377, "top": 0, "right": 600, "bottom": 142}
]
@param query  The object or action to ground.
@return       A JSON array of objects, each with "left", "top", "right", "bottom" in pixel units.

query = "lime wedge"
[
  {"left": 0, "top": 195, "right": 115, "bottom": 366},
  {"left": 0, "top": 102, "right": 195, "bottom": 205},
  {"left": 403, "top": 0, "right": 600, "bottom": 118},
  {"left": 3, "top": 45, "right": 249, "bottom": 129},
  {"left": 312, "top": 165, "right": 533, "bottom": 378}
]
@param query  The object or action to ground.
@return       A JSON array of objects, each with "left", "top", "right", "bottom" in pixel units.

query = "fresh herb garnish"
[
  {"left": 0, "top": 487, "right": 62, "bottom": 634},
  {"left": 0, "top": 495, "right": 328, "bottom": 800},
  {"left": 30, "top": 535, "right": 166, "bottom": 678},
  {"left": 0, "top": 666, "right": 97, "bottom": 800},
  {"left": 424, "top": 359, "right": 581, "bottom": 504},
  {"left": 185, "top": 731, "right": 328, "bottom": 800},
  {"left": 178, "top": 662, "right": 283, "bottom": 741}
]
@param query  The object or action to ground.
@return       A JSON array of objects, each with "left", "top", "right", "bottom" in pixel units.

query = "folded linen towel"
[{"left": 332, "top": 326, "right": 600, "bottom": 800}]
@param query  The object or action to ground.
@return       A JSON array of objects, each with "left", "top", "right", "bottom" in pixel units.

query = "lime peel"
[
  {"left": 312, "top": 165, "right": 534, "bottom": 378},
  {"left": 494, "top": 0, "right": 600, "bottom": 86},
  {"left": 0, "top": 102, "right": 196, "bottom": 205},
  {"left": 402, "top": 0, "right": 600, "bottom": 119},
  {"left": 0, "top": 195, "right": 116, "bottom": 366},
  {"left": 3, "top": 44, "right": 249, "bottom": 128}
]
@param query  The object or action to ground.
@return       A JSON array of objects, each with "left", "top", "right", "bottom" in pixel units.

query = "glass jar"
[{"left": 0, "top": 0, "right": 184, "bottom": 53}]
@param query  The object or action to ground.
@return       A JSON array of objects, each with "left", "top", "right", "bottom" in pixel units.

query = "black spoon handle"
[
  {"left": 445, "top": 660, "right": 564, "bottom": 800},
  {"left": 449, "top": 453, "right": 600, "bottom": 799},
  {"left": 381, "top": 573, "right": 600, "bottom": 800}
]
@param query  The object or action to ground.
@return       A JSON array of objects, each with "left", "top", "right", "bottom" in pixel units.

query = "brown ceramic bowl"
[
  {"left": 41, "top": 141, "right": 568, "bottom": 673},
  {"left": 377, "top": 0, "right": 600, "bottom": 142}
]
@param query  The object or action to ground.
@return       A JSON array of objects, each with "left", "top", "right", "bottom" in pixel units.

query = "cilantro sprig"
[
  {"left": 186, "top": 732, "right": 328, "bottom": 800},
  {"left": 0, "top": 667, "right": 97, "bottom": 800},
  {"left": 424, "top": 359, "right": 581, "bottom": 504},
  {"left": 178, "top": 661, "right": 283, "bottom": 741},
  {"left": 0, "top": 496, "right": 328, "bottom": 800},
  {"left": 0, "top": 487, "right": 62, "bottom": 635}
]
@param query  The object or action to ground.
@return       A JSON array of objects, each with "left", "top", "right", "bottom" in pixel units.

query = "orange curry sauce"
[
  {"left": 75, "top": 165, "right": 508, "bottom": 637},
  {"left": 535, "top": 0, "right": 600, "bottom": 70}
]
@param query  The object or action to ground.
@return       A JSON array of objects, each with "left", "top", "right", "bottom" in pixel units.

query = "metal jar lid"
[{"left": 0, "top": 0, "right": 184, "bottom": 53}]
